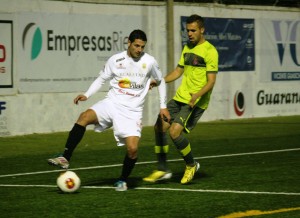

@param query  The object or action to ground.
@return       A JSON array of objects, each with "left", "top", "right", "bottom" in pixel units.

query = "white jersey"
[{"left": 84, "top": 51, "right": 166, "bottom": 112}]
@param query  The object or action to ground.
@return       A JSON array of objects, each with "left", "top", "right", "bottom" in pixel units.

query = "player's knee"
[
  {"left": 127, "top": 148, "right": 138, "bottom": 159},
  {"left": 169, "top": 126, "right": 180, "bottom": 139},
  {"left": 77, "top": 110, "right": 95, "bottom": 126}
]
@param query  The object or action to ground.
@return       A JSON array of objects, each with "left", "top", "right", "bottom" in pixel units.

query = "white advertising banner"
[
  {"left": 17, "top": 13, "right": 143, "bottom": 93},
  {"left": 259, "top": 19, "right": 300, "bottom": 82},
  {"left": 254, "top": 18, "right": 300, "bottom": 116},
  {"left": 0, "top": 20, "right": 13, "bottom": 89}
]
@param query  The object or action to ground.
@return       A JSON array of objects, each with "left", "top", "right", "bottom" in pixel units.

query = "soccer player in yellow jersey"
[{"left": 144, "top": 14, "right": 218, "bottom": 184}]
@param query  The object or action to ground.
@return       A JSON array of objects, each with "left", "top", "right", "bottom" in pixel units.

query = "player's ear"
[{"left": 200, "top": 27, "right": 205, "bottom": 34}]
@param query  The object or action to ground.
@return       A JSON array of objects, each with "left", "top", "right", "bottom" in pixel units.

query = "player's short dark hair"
[
  {"left": 186, "top": 14, "right": 205, "bottom": 28},
  {"left": 128, "top": 29, "right": 147, "bottom": 42}
]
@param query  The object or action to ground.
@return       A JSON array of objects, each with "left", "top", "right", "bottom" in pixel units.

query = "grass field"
[{"left": 0, "top": 116, "right": 300, "bottom": 218}]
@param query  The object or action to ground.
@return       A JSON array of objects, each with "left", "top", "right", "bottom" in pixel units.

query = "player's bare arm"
[
  {"left": 164, "top": 66, "right": 184, "bottom": 83},
  {"left": 189, "top": 72, "right": 217, "bottom": 107},
  {"left": 74, "top": 94, "right": 88, "bottom": 105},
  {"left": 150, "top": 67, "right": 183, "bottom": 89}
]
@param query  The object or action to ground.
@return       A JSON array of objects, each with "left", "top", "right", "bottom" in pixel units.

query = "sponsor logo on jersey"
[{"left": 118, "top": 78, "right": 145, "bottom": 89}]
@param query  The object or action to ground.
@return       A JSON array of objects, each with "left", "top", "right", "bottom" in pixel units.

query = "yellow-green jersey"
[{"left": 174, "top": 41, "right": 218, "bottom": 109}]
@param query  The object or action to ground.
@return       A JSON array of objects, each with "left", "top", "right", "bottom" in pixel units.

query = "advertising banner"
[
  {"left": 259, "top": 19, "right": 300, "bottom": 82},
  {"left": 254, "top": 18, "right": 300, "bottom": 116},
  {"left": 18, "top": 13, "right": 143, "bottom": 93},
  {"left": 0, "top": 20, "right": 13, "bottom": 88},
  {"left": 180, "top": 16, "right": 255, "bottom": 71}
]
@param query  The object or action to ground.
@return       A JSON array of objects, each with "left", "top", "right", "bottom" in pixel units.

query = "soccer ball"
[{"left": 56, "top": 171, "right": 81, "bottom": 193}]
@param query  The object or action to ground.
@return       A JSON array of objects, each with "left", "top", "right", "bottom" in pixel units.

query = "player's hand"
[
  {"left": 189, "top": 93, "right": 199, "bottom": 108},
  {"left": 74, "top": 95, "right": 87, "bottom": 105},
  {"left": 149, "top": 80, "right": 158, "bottom": 90},
  {"left": 160, "top": 108, "right": 171, "bottom": 123}
]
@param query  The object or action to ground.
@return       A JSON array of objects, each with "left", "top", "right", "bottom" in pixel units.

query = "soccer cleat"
[
  {"left": 180, "top": 162, "right": 200, "bottom": 184},
  {"left": 114, "top": 180, "right": 128, "bottom": 191},
  {"left": 47, "top": 155, "right": 69, "bottom": 169},
  {"left": 143, "top": 170, "right": 172, "bottom": 183}
]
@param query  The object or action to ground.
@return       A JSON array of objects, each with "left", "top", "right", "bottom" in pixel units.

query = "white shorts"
[{"left": 90, "top": 98, "right": 142, "bottom": 146}]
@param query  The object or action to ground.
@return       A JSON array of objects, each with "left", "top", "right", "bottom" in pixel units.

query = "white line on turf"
[
  {"left": 0, "top": 147, "right": 299, "bottom": 178},
  {"left": 0, "top": 184, "right": 299, "bottom": 196},
  {"left": 0, "top": 147, "right": 300, "bottom": 178}
]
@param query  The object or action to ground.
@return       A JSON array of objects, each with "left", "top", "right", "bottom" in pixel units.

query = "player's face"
[
  {"left": 186, "top": 22, "right": 205, "bottom": 45},
  {"left": 127, "top": 39, "right": 146, "bottom": 58}
]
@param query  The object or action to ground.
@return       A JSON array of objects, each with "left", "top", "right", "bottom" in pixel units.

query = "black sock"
[
  {"left": 63, "top": 123, "right": 86, "bottom": 161},
  {"left": 172, "top": 134, "right": 195, "bottom": 166},
  {"left": 155, "top": 131, "right": 169, "bottom": 171},
  {"left": 119, "top": 155, "right": 137, "bottom": 182}
]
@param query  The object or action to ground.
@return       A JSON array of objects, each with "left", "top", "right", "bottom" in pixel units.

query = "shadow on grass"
[
  {"left": 81, "top": 170, "right": 210, "bottom": 190},
  {"left": 82, "top": 177, "right": 142, "bottom": 189}
]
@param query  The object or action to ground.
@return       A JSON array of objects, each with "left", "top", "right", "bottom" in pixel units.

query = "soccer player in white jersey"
[{"left": 48, "top": 29, "right": 170, "bottom": 191}]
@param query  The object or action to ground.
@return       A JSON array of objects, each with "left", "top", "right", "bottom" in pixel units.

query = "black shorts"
[{"left": 167, "top": 99, "right": 205, "bottom": 133}]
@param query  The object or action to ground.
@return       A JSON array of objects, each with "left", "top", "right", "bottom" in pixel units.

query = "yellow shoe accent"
[
  {"left": 180, "top": 162, "right": 200, "bottom": 184},
  {"left": 143, "top": 170, "right": 172, "bottom": 182}
]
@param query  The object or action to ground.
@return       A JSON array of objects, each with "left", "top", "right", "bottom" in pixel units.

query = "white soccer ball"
[{"left": 56, "top": 171, "right": 81, "bottom": 193}]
